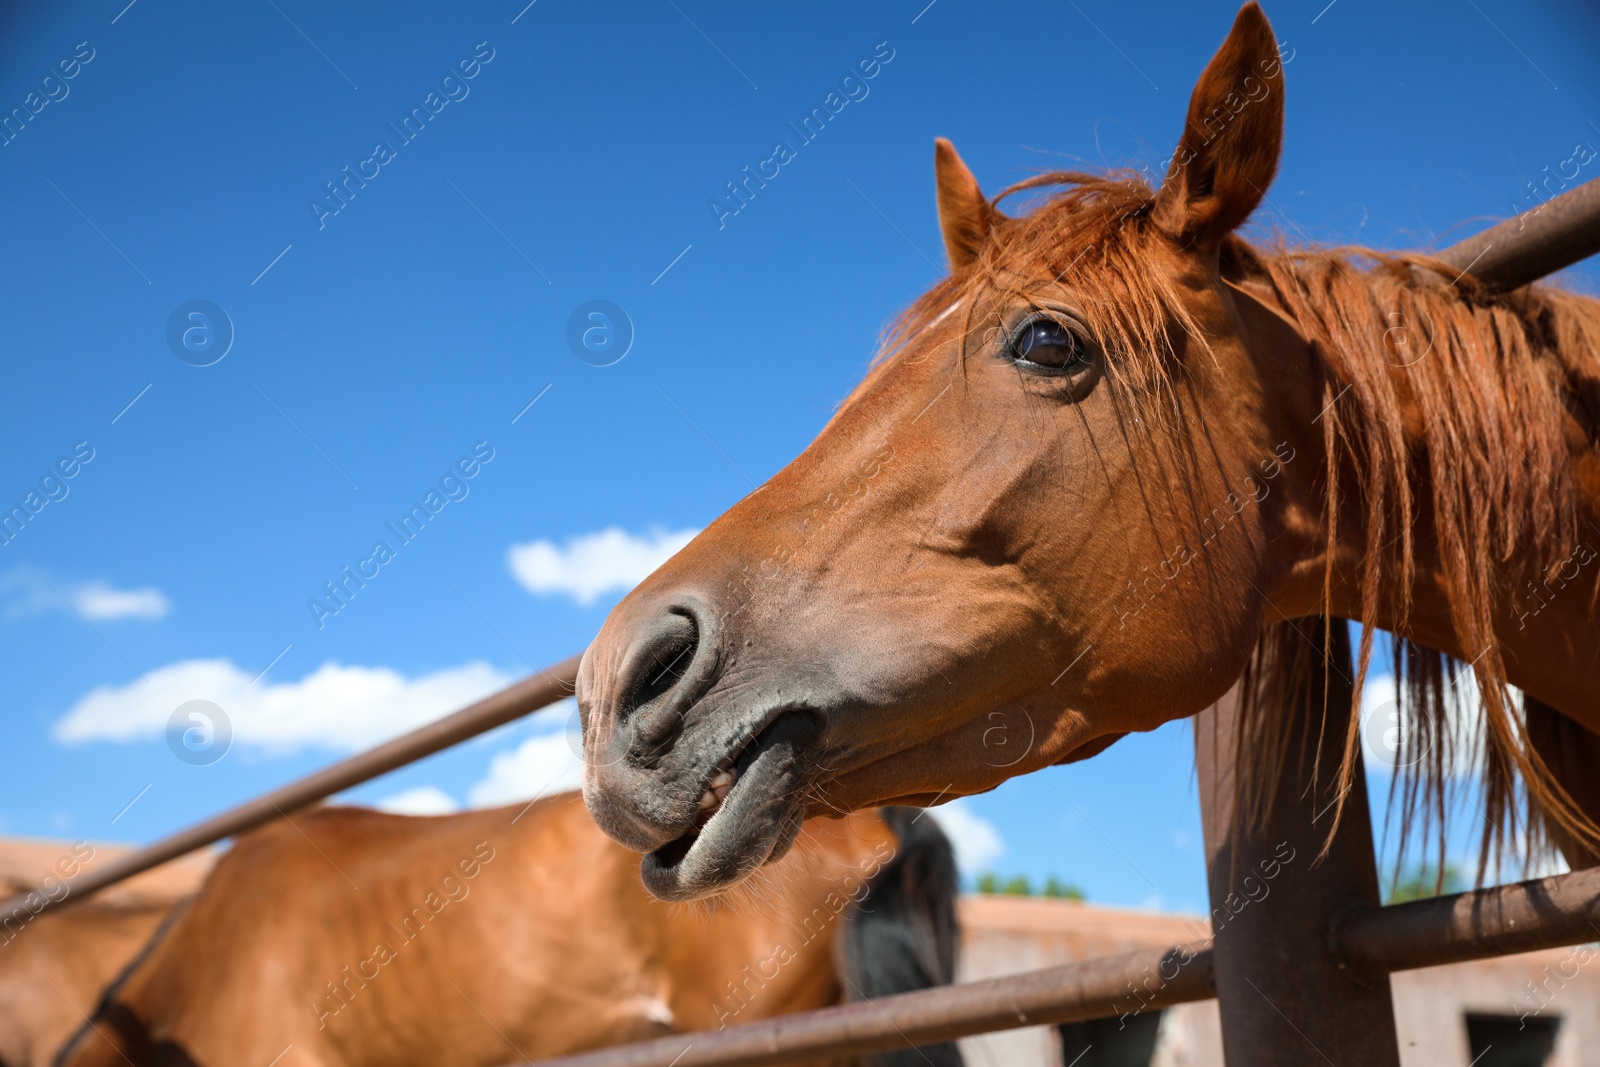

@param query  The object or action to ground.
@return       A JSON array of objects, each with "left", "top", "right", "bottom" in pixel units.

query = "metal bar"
[
  {"left": 1195, "top": 622, "right": 1402, "bottom": 1066},
  {"left": 1337, "top": 865, "right": 1600, "bottom": 975},
  {"left": 1435, "top": 175, "right": 1600, "bottom": 292},
  {"left": 523, "top": 942, "right": 1214, "bottom": 1067},
  {"left": 518, "top": 856, "right": 1600, "bottom": 1067},
  {"left": 0, "top": 655, "right": 582, "bottom": 921}
]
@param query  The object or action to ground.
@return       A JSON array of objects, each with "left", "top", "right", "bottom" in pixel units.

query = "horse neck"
[{"left": 1241, "top": 245, "right": 1600, "bottom": 725}]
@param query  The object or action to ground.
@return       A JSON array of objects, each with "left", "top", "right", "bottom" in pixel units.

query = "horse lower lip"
[
  {"left": 676, "top": 721, "right": 778, "bottom": 841},
  {"left": 657, "top": 766, "right": 746, "bottom": 864},
  {"left": 645, "top": 710, "right": 818, "bottom": 886},
  {"left": 652, "top": 825, "right": 699, "bottom": 869}
]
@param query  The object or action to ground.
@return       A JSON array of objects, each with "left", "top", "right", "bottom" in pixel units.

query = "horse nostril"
[{"left": 631, "top": 612, "right": 698, "bottom": 711}]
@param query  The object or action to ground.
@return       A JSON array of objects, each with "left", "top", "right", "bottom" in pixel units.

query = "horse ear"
[
  {"left": 1152, "top": 2, "right": 1284, "bottom": 245},
  {"left": 934, "top": 138, "right": 997, "bottom": 271}
]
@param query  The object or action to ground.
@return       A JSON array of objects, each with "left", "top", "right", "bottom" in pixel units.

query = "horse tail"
[
  {"left": 842, "top": 806, "right": 965, "bottom": 1067},
  {"left": 52, "top": 900, "right": 191, "bottom": 1067}
]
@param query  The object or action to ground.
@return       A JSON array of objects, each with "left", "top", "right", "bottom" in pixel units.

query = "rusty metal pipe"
[
  {"left": 521, "top": 862, "right": 1600, "bottom": 1067},
  {"left": 1336, "top": 865, "right": 1600, "bottom": 975},
  {"left": 523, "top": 943, "right": 1214, "bottom": 1067},
  {"left": 1435, "top": 176, "right": 1600, "bottom": 292}
]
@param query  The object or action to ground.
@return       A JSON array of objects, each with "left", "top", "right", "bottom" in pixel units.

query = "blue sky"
[{"left": 1, "top": 0, "right": 1596, "bottom": 914}]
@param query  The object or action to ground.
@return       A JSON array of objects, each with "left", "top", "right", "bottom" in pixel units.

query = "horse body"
[
  {"left": 0, "top": 899, "right": 176, "bottom": 1067},
  {"left": 577, "top": 2, "right": 1600, "bottom": 900},
  {"left": 58, "top": 795, "right": 960, "bottom": 1067}
]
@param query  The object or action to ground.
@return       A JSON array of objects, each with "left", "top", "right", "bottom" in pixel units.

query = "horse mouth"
[{"left": 640, "top": 708, "right": 822, "bottom": 901}]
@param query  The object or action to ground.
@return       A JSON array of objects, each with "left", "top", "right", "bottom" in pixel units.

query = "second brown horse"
[{"left": 57, "top": 795, "right": 962, "bottom": 1067}]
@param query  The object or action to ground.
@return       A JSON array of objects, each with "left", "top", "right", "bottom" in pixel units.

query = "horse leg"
[{"left": 1525, "top": 695, "right": 1600, "bottom": 869}]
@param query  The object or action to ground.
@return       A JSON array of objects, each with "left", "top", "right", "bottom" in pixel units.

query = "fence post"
[{"left": 1194, "top": 623, "right": 1402, "bottom": 1067}]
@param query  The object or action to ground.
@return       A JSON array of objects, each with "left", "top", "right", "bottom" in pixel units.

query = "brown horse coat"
[
  {"left": 58, "top": 795, "right": 957, "bottom": 1067},
  {"left": 0, "top": 899, "right": 176, "bottom": 1067}
]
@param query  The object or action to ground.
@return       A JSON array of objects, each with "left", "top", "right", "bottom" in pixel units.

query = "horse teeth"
[{"left": 695, "top": 769, "right": 736, "bottom": 815}]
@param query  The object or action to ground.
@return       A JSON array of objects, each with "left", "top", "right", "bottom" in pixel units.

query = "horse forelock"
[
  {"left": 877, "top": 170, "right": 1173, "bottom": 370},
  {"left": 870, "top": 170, "right": 1206, "bottom": 455}
]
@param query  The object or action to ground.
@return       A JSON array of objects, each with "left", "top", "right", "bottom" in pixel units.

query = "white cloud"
[
  {"left": 924, "top": 798, "right": 1005, "bottom": 875},
  {"left": 508, "top": 527, "right": 698, "bottom": 605},
  {"left": 1358, "top": 671, "right": 1498, "bottom": 777},
  {"left": 376, "top": 786, "right": 461, "bottom": 816},
  {"left": 73, "top": 581, "right": 170, "bottom": 620},
  {"left": 1358, "top": 673, "right": 1401, "bottom": 768},
  {"left": 53, "top": 659, "right": 515, "bottom": 752},
  {"left": 0, "top": 569, "right": 170, "bottom": 622},
  {"left": 467, "top": 704, "right": 584, "bottom": 807}
]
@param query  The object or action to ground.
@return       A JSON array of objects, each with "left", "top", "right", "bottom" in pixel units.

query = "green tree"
[
  {"left": 1002, "top": 875, "right": 1033, "bottom": 896},
  {"left": 1384, "top": 862, "right": 1465, "bottom": 904},
  {"left": 975, "top": 872, "right": 1000, "bottom": 894},
  {"left": 1043, "top": 876, "right": 1086, "bottom": 901}
]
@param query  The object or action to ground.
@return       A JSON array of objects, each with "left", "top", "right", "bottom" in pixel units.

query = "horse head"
[{"left": 579, "top": 4, "right": 1344, "bottom": 900}]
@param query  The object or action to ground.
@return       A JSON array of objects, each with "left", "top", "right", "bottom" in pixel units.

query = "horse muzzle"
[{"left": 577, "top": 594, "right": 827, "bottom": 900}]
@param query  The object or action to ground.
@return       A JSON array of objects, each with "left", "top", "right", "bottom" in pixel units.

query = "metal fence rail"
[
  {"left": 523, "top": 943, "right": 1216, "bottom": 1067},
  {"left": 1338, "top": 863, "right": 1600, "bottom": 974},
  {"left": 0, "top": 655, "right": 582, "bottom": 921},
  {"left": 1436, "top": 175, "right": 1600, "bottom": 292},
  {"left": 519, "top": 866, "right": 1600, "bottom": 1067}
]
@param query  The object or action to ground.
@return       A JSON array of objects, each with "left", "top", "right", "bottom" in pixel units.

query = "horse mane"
[
  {"left": 877, "top": 169, "right": 1600, "bottom": 883},
  {"left": 1236, "top": 238, "right": 1600, "bottom": 881}
]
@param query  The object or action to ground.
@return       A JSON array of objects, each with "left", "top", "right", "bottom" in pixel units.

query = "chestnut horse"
[
  {"left": 55, "top": 795, "right": 960, "bottom": 1067},
  {"left": 0, "top": 897, "right": 178, "bottom": 1067},
  {"left": 578, "top": 1, "right": 1600, "bottom": 901}
]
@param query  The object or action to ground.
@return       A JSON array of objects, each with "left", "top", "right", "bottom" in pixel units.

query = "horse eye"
[{"left": 1009, "top": 318, "right": 1088, "bottom": 373}]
